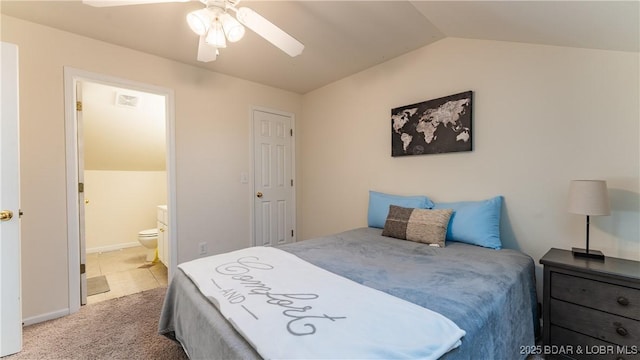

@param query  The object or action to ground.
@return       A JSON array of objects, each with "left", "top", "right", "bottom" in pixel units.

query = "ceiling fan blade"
[
  {"left": 82, "top": 0, "right": 190, "bottom": 7},
  {"left": 235, "top": 7, "right": 304, "bottom": 57},
  {"left": 197, "top": 36, "right": 218, "bottom": 62}
]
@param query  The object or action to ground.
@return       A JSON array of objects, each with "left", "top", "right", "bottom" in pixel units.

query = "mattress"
[{"left": 159, "top": 227, "right": 538, "bottom": 359}]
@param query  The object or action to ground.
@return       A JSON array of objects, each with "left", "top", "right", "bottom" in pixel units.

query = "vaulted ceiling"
[{"left": 1, "top": 1, "right": 638, "bottom": 94}]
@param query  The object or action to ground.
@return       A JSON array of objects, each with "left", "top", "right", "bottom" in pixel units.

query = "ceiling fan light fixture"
[
  {"left": 187, "top": 8, "right": 213, "bottom": 36},
  {"left": 205, "top": 20, "right": 227, "bottom": 48},
  {"left": 83, "top": 0, "right": 304, "bottom": 62},
  {"left": 220, "top": 13, "right": 245, "bottom": 42}
]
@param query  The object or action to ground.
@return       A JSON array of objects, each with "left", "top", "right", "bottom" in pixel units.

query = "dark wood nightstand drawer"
[
  {"left": 550, "top": 325, "right": 640, "bottom": 360},
  {"left": 550, "top": 298, "right": 640, "bottom": 346},
  {"left": 552, "top": 272, "right": 640, "bottom": 320},
  {"left": 541, "top": 249, "right": 640, "bottom": 357}
]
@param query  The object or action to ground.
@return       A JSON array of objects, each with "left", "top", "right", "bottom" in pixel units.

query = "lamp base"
[{"left": 572, "top": 247, "right": 605, "bottom": 261}]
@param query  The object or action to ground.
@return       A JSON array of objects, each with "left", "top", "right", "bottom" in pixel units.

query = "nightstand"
[{"left": 540, "top": 248, "right": 640, "bottom": 360}]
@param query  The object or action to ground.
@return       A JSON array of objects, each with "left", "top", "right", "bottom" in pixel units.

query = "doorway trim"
[
  {"left": 249, "top": 106, "right": 296, "bottom": 247},
  {"left": 63, "top": 67, "right": 177, "bottom": 313}
]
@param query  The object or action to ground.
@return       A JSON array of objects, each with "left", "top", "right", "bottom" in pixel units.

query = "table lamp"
[{"left": 568, "top": 180, "right": 610, "bottom": 260}]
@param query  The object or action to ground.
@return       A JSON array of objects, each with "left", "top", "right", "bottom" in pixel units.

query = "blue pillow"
[
  {"left": 368, "top": 191, "right": 434, "bottom": 229},
  {"left": 433, "top": 196, "right": 503, "bottom": 249}
]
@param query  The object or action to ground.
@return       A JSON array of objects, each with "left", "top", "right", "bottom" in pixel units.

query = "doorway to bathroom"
[
  {"left": 80, "top": 81, "right": 168, "bottom": 305},
  {"left": 64, "top": 68, "right": 177, "bottom": 312}
]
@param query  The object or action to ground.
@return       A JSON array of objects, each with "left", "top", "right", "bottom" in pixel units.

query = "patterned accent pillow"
[{"left": 382, "top": 205, "right": 453, "bottom": 247}]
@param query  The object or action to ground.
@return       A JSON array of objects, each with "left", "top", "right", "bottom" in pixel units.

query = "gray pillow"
[{"left": 382, "top": 205, "right": 453, "bottom": 247}]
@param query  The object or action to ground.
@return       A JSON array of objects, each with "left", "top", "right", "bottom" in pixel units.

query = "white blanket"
[{"left": 179, "top": 246, "right": 465, "bottom": 360}]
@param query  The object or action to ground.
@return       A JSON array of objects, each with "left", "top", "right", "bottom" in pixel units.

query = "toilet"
[{"left": 138, "top": 228, "right": 158, "bottom": 262}]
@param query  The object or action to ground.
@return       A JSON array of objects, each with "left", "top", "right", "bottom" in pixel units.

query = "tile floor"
[{"left": 85, "top": 246, "right": 167, "bottom": 305}]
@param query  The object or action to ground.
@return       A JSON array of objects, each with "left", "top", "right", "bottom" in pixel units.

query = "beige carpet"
[{"left": 7, "top": 287, "right": 188, "bottom": 360}]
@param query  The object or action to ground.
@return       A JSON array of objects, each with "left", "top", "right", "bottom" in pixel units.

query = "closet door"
[{"left": 252, "top": 109, "right": 295, "bottom": 247}]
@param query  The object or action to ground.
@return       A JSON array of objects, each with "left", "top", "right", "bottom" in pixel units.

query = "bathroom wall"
[{"left": 84, "top": 170, "right": 167, "bottom": 252}]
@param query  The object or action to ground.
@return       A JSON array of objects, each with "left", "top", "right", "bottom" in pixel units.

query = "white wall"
[
  {"left": 83, "top": 81, "right": 167, "bottom": 171},
  {"left": 84, "top": 170, "right": 166, "bottom": 252},
  {"left": 300, "top": 38, "right": 640, "bottom": 297},
  {"left": 1, "top": 15, "right": 302, "bottom": 321}
]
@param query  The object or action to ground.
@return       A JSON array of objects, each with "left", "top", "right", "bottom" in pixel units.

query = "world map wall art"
[{"left": 391, "top": 91, "right": 472, "bottom": 157}]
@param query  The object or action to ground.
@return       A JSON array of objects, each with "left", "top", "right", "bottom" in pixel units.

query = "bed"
[{"left": 159, "top": 227, "right": 538, "bottom": 359}]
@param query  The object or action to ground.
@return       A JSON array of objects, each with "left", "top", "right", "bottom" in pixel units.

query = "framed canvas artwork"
[{"left": 391, "top": 91, "right": 472, "bottom": 157}]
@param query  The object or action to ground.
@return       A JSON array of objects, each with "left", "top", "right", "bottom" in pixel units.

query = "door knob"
[
  {"left": 0, "top": 210, "right": 13, "bottom": 222},
  {"left": 256, "top": 192, "right": 263, "bottom": 198}
]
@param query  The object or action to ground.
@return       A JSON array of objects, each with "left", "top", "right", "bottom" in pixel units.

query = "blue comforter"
[{"left": 160, "top": 227, "right": 538, "bottom": 359}]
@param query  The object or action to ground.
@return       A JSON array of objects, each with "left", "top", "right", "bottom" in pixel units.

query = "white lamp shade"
[
  {"left": 205, "top": 21, "right": 227, "bottom": 48},
  {"left": 187, "top": 9, "right": 213, "bottom": 36},
  {"left": 568, "top": 180, "right": 611, "bottom": 216},
  {"left": 221, "top": 13, "right": 245, "bottom": 42}
]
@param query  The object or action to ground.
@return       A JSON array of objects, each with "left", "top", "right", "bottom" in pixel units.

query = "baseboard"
[
  {"left": 87, "top": 241, "right": 141, "bottom": 254},
  {"left": 23, "top": 308, "right": 70, "bottom": 326}
]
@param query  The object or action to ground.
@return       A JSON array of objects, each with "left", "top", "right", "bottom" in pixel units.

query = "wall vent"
[{"left": 115, "top": 92, "right": 140, "bottom": 109}]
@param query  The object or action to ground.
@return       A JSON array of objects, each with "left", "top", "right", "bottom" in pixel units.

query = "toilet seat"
[{"left": 139, "top": 228, "right": 158, "bottom": 238}]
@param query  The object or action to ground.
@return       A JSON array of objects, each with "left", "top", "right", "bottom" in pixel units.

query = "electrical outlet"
[{"left": 198, "top": 242, "right": 208, "bottom": 255}]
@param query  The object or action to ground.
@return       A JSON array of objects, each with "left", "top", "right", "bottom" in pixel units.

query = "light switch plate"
[{"left": 198, "top": 242, "right": 207, "bottom": 255}]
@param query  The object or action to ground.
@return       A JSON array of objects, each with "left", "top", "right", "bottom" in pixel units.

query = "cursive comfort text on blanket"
[{"left": 212, "top": 255, "right": 346, "bottom": 336}]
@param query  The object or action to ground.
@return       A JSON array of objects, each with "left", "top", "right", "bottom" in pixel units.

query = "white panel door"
[
  {"left": 0, "top": 42, "right": 22, "bottom": 357},
  {"left": 253, "top": 110, "right": 294, "bottom": 246}
]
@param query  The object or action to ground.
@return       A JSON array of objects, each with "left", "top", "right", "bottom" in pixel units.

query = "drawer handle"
[
  {"left": 616, "top": 327, "right": 628, "bottom": 337},
  {"left": 617, "top": 296, "right": 629, "bottom": 306}
]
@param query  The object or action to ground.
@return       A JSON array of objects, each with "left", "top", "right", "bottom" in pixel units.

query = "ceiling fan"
[{"left": 82, "top": 0, "right": 304, "bottom": 62}]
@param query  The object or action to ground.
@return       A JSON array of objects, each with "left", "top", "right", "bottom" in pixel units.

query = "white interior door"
[
  {"left": 76, "top": 82, "right": 87, "bottom": 306},
  {"left": 0, "top": 41, "right": 22, "bottom": 357},
  {"left": 253, "top": 109, "right": 295, "bottom": 246}
]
